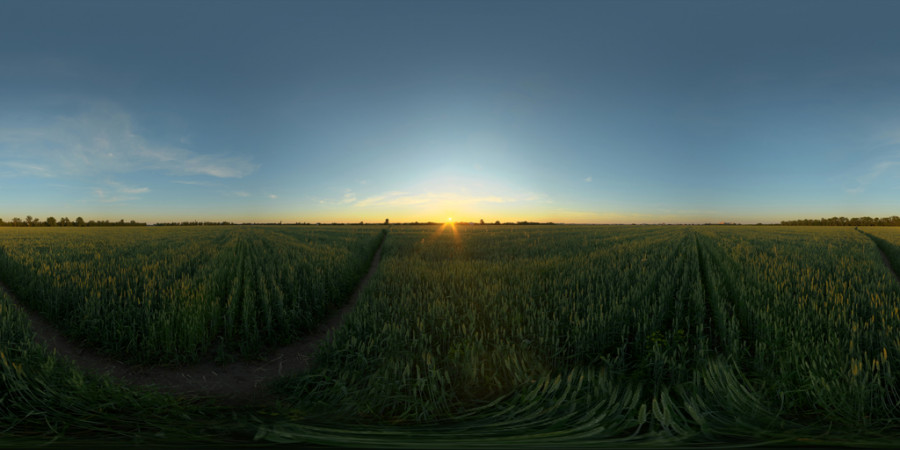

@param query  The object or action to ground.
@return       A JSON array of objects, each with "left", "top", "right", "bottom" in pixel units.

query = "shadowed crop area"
[
  {"left": 3, "top": 225, "right": 900, "bottom": 447},
  {"left": 0, "top": 226, "right": 385, "bottom": 364}
]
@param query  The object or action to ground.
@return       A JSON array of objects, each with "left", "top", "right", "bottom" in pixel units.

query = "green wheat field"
[{"left": 3, "top": 225, "right": 900, "bottom": 447}]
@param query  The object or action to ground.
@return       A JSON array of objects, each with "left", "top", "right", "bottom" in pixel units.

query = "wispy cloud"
[
  {"left": 864, "top": 161, "right": 899, "bottom": 182},
  {"left": 183, "top": 155, "right": 256, "bottom": 178},
  {"left": 172, "top": 180, "right": 215, "bottom": 186},
  {"left": 93, "top": 180, "right": 150, "bottom": 203},
  {"left": 103, "top": 180, "right": 148, "bottom": 194},
  {"left": 584, "top": 176, "right": 592, "bottom": 182},
  {"left": 319, "top": 189, "right": 359, "bottom": 205},
  {"left": 0, "top": 161, "right": 53, "bottom": 178},
  {"left": 316, "top": 189, "right": 355, "bottom": 204},
  {"left": 839, "top": 127, "right": 900, "bottom": 194},
  {"left": 847, "top": 159, "right": 900, "bottom": 194},
  {"left": 234, "top": 191, "right": 250, "bottom": 198},
  {"left": 268, "top": 194, "right": 278, "bottom": 199},
  {"left": 0, "top": 103, "right": 257, "bottom": 179}
]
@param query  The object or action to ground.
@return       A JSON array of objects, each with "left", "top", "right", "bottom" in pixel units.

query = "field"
[{"left": 2, "top": 225, "right": 900, "bottom": 446}]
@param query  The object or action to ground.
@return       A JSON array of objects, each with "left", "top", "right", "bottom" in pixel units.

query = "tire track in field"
[
  {"left": 693, "top": 232, "right": 750, "bottom": 362},
  {"left": 694, "top": 233, "right": 731, "bottom": 354},
  {"left": 857, "top": 228, "right": 900, "bottom": 284},
  {"left": 0, "top": 235, "right": 386, "bottom": 406},
  {"left": 693, "top": 234, "right": 724, "bottom": 353}
]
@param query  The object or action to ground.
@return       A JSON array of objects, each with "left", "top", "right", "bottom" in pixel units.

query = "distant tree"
[
  {"left": 59, "top": 217, "right": 70, "bottom": 226},
  {"left": 75, "top": 216, "right": 85, "bottom": 227},
  {"left": 25, "top": 215, "right": 34, "bottom": 227},
  {"left": 494, "top": 220, "right": 500, "bottom": 225},
  {"left": 384, "top": 218, "right": 389, "bottom": 224},
  {"left": 45, "top": 216, "right": 57, "bottom": 227},
  {"left": 11, "top": 217, "right": 21, "bottom": 227},
  {"left": 480, "top": 219, "right": 485, "bottom": 225}
]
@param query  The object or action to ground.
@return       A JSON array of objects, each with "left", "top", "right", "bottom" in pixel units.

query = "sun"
[{"left": 433, "top": 216, "right": 460, "bottom": 243}]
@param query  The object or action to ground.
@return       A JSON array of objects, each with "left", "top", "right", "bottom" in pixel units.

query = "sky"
[{"left": 2, "top": 0, "right": 900, "bottom": 224}]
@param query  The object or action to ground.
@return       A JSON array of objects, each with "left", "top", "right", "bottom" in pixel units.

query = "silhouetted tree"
[{"left": 45, "top": 217, "right": 57, "bottom": 227}]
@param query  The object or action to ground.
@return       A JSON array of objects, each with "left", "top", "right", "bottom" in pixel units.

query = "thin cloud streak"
[
  {"left": 318, "top": 190, "right": 357, "bottom": 205},
  {"left": 0, "top": 161, "right": 53, "bottom": 178},
  {"left": 847, "top": 159, "right": 900, "bottom": 194},
  {"left": 0, "top": 104, "right": 257, "bottom": 180},
  {"left": 93, "top": 180, "right": 150, "bottom": 203},
  {"left": 340, "top": 190, "right": 357, "bottom": 204},
  {"left": 172, "top": 180, "right": 215, "bottom": 186},
  {"left": 107, "top": 180, "right": 150, "bottom": 194}
]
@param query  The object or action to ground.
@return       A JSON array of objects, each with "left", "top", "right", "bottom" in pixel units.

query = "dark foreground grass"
[
  {"left": 10, "top": 279, "right": 897, "bottom": 448},
  {"left": 0, "top": 288, "right": 254, "bottom": 447}
]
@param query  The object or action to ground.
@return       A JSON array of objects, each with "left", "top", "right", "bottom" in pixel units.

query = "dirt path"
[
  {"left": 1, "top": 239, "right": 385, "bottom": 406},
  {"left": 857, "top": 229, "right": 900, "bottom": 284},
  {"left": 873, "top": 246, "right": 900, "bottom": 282}
]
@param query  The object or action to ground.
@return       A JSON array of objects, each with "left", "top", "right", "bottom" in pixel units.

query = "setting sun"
[{"left": 447, "top": 217, "right": 452, "bottom": 222}]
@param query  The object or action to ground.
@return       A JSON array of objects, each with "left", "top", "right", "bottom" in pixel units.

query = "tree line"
[
  {"left": 781, "top": 216, "right": 900, "bottom": 226},
  {"left": 152, "top": 221, "right": 234, "bottom": 226},
  {"left": 0, "top": 216, "right": 147, "bottom": 227}
]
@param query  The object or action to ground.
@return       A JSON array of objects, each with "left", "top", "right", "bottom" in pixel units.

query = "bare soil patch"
[{"left": 1, "top": 239, "right": 384, "bottom": 406}]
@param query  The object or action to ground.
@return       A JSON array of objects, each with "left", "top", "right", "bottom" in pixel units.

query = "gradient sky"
[{"left": 3, "top": 0, "right": 900, "bottom": 224}]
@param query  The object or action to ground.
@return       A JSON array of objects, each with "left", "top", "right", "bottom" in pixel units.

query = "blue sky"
[{"left": 2, "top": 0, "right": 900, "bottom": 224}]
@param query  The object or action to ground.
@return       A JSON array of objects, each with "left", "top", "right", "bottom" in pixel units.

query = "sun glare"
[{"left": 433, "top": 216, "right": 460, "bottom": 243}]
